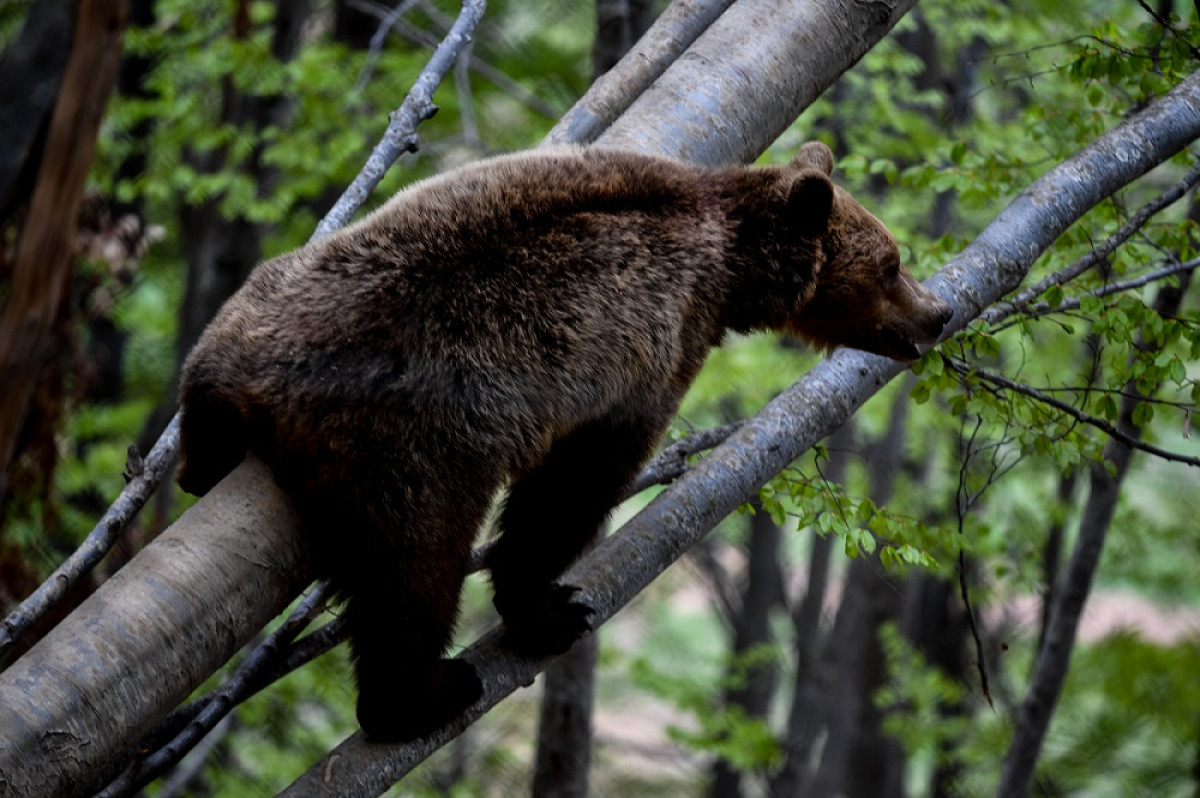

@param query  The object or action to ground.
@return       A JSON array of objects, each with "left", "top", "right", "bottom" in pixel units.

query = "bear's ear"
[
  {"left": 784, "top": 170, "right": 834, "bottom": 235},
  {"left": 792, "top": 141, "right": 834, "bottom": 176}
]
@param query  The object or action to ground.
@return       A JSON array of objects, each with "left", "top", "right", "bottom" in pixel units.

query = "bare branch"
[
  {"left": 349, "top": 0, "right": 560, "bottom": 119},
  {"left": 351, "top": 0, "right": 421, "bottom": 94},
  {"left": 313, "top": 0, "right": 486, "bottom": 239},
  {"left": 999, "top": 254, "right": 1200, "bottom": 327},
  {"left": 943, "top": 355, "right": 1200, "bottom": 468},
  {"left": 0, "top": 415, "right": 180, "bottom": 659},
  {"left": 982, "top": 160, "right": 1200, "bottom": 326}
]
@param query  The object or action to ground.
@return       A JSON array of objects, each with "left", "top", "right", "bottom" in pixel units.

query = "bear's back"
[{"left": 189, "top": 148, "right": 737, "bottom": 471}]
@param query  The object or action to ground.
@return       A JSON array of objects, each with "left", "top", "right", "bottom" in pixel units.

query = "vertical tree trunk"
[
  {"left": 530, "top": 633, "right": 598, "bottom": 798},
  {"left": 593, "top": 0, "right": 656, "bottom": 78},
  {"left": 0, "top": 0, "right": 129, "bottom": 512},
  {"left": 530, "top": 4, "right": 660, "bottom": 794},
  {"left": 138, "top": 0, "right": 312, "bottom": 454},
  {"left": 709, "top": 505, "right": 783, "bottom": 798},
  {"left": 807, "top": 386, "right": 911, "bottom": 798},
  {"left": 769, "top": 421, "right": 853, "bottom": 797}
]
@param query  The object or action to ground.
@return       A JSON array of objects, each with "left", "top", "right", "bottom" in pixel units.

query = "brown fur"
[{"left": 177, "top": 142, "right": 951, "bottom": 741}]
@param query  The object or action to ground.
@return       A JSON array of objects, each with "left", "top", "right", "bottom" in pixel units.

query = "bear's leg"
[
  {"left": 305, "top": 455, "right": 491, "bottom": 743},
  {"left": 489, "top": 412, "right": 664, "bottom": 657},
  {"left": 347, "top": 546, "right": 483, "bottom": 742}
]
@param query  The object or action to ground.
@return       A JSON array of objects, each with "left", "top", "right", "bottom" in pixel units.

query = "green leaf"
[
  {"left": 1131, "top": 402, "right": 1154, "bottom": 428},
  {"left": 911, "top": 380, "right": 932, "bottom": 404}
]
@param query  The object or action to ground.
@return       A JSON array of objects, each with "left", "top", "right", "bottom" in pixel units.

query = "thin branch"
[
  {"left": 943, "top": 355, "right": 1200, "bottom": 468},
  {"left": 981, "top": 160, "right": 1200, "bottom": 327},
  {"left": 0, "top": 415, "right": 180, "bottom": 660},
  {"left": 349, "top": 0, "right": 560, "bottom": 119},
  {"left": 94, "top": 583, "right": 334, "bottom": 798},
  {"left": 1136, "top": 0, "right": 1200, "bottom": 61},
  {"left": 628, "top": 421, "right": 744, "bottom": 495},
  {"left": 352, "top": 0, "right": 421, "bottom": 94},
  {"left": 997, "top": 254, "right": 1200, "bottom": 328},
  {"left": 313, "top": 0, "right": 487, "bottom": 239}
]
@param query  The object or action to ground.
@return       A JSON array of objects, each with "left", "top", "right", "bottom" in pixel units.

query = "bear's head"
[{"left": 776, "top": 142, "right": 953, "bottom": 361}]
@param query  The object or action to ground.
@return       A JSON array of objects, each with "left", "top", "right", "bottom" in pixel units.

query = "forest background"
[{"left": 1, "top": 0, "right": 1199, "bottom": 796}]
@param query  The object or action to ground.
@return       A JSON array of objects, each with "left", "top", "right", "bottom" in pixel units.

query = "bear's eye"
[{"left": 885, "top": 260, "right": 901, "bottom": 280}]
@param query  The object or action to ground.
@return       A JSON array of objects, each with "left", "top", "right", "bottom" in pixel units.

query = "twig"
[
  {"left": 1136, "top": 0, "right": 1200, "bottom": 61},
  {"left": 352, "top": 0, "right": 421, "bottom": 95},
  {"left": 982, "top": 160, "right": 1200, "bottom": 326},
  {"left": 0, "top": 416, "right": 180, "bottom": 660},
  {"left": 994, "top": 254, "right": 1200, "bottom": 330},
  {"left": 313, "top": 0, "right": 487, "bottom": 239},
  {"left": 381, "top": 0, "right": 561, "bottom": 118},
  {"left": 93, "top": 583, "right": 333, "bottom": 798},
  {"left": 943, "top": 355, "right": 1200, "bottom": 467}
]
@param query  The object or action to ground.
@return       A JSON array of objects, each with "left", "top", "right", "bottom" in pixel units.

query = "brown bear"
[{"left": 177, "top": 141, "right": 952, "bottom": 742}]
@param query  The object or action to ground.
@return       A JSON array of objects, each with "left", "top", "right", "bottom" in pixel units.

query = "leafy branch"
[
  {"left": 941, "top": 354, "right": 1200, "bottom": 468},
  {"left": 982, "top": 158, "right": 1200, "bottom": 328}
]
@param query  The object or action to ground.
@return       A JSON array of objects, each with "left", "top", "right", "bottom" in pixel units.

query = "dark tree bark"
[
  {"left": 0, "top": 0, "right": 129, "bottom": 513},
  {"left": 0, "top": 0, "right": 74, "bottom": 220},
  {"left": 531, "top": 633, "right": 598, "bottom": 798},
  {"left": 709, "top": 505, "right": 783, "bottom": 798},
  {"left": 138, "top": 0, "right": 313, "bottom": 458},
  {"left": 769, "top": 422, "right": 851, "bottom": 797},
  {"left": 593, "top": 0, "right": 656, "bottom": 78},
  {"left": 901, "top": 571, "right": 971, "bottom": 797},
  {"left": 334, "top": 0, "right": 380, "bottom": 50},
  {"left": 807, "top": 385, "right": 910, "bottom": 798}
]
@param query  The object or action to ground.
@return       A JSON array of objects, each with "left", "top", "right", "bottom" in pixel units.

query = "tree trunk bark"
[
  {"left": 709, "top": 506, "right": 782, "bottom": 798},
  {"left": 530, "top": 633, "right": 598, "bottom": 798},
  {"left": 0, "top": 0, "right": 128, "bottom": 512}
]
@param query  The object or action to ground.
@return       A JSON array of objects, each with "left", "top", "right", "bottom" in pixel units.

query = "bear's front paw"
[
  {"left": 356, "top": 659, "right": 483, "bottom": 743},
  {"left": 499, "top": 582, "right": 594, "bottom": 658}
]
